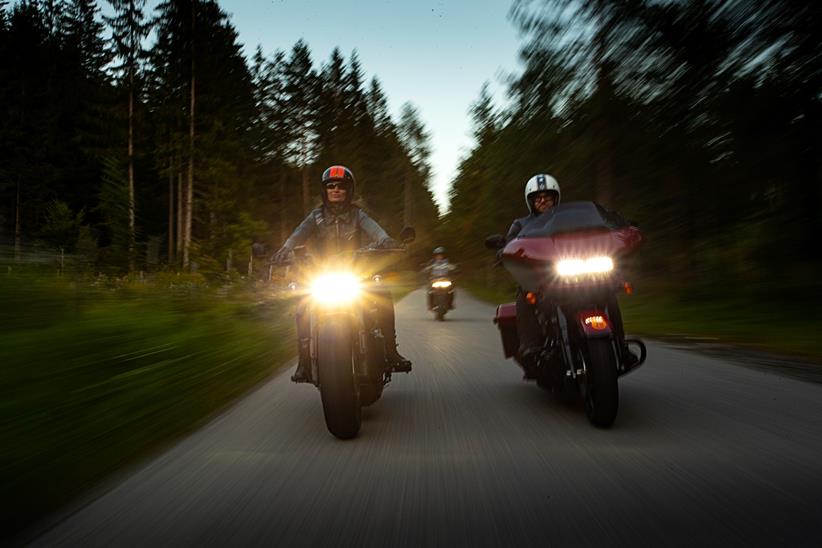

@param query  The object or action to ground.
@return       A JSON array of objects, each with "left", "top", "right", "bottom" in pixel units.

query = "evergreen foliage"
[
  {"left": 447, "top": 0, "right": 822, "bottom": 295},
  {"left": 0, "top": 0, "right": 439, "bottom": 271}
]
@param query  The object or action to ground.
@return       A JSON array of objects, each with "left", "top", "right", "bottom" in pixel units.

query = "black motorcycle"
[{"left": 285, "top": 228, "right": 414, "bottom": 439}]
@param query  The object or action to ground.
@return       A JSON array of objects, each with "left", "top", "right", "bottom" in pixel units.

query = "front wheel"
[
  {"left": 318, "top": 317, "right": 361, "bottom": 439},
  {"left": 582, "top": 339, "right": 619, "bottom": 427}
]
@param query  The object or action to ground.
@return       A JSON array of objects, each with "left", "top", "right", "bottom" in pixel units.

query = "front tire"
[
  {"left": 359, "top": 332, "right": 385, "bottom": 407},
  {"left": 582, "top": 339, "right": 619, "bottom": 427},
  {"left": 318, "top": 317, "right": 361, "bottom": 439}
]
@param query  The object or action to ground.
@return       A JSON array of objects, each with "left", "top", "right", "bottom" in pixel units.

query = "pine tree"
[
  {"left": 282, "top": 40, "right": 318, "bottom": 213},
  {"left": 397, "top": 103, "right": 431, "bottom": 227},
  {"left": 366, "top": 77, "right": 393, "bottom": 135},
  {"left": 105, "top": 0, "right": 151, "bottom": 271}
]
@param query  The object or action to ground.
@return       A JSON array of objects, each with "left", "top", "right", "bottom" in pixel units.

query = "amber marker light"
[{"left": 584, "top": 315, "right": 608, "bottom": 330}]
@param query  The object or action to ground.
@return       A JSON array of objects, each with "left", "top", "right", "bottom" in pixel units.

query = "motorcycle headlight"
[
  {"left": 431, "top": 280, "right": 452, "bottom": 289},
  {"left": 311, "top": 272, "right": 361, "bottom": 305},
  {"left": 555, "top": 256, "right": 614, "bottom": 277}
]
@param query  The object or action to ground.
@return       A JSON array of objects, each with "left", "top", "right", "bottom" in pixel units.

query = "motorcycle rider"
[
  {"left": 423, "top": 246, "right": 457, "bottom": 310},
  {"left": 505, "top": 174, "right": 638, "bottom": 376},
  {"left": 505, "top": 174, "right": 561, "bottom": 375},
  {"left": 273, "top": 165, "right": 412, "bottom": 383}
]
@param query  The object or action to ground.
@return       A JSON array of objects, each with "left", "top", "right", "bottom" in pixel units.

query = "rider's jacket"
[
  {"left": 424, "top": 259, "right": 455, "bottom": 280},
  {"left": 505, "top": 213, "right": 539, "bottom": 242},
  {"left": 282, "top": 204, "right": 391, "bottom": 256}
]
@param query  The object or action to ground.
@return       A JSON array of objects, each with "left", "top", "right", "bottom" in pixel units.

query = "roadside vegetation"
[
  {"left": 464, "top": 274, "right": 822, "bottom": 362},
  {"left": 0, "top": 273, "right": 294, "bottom": 537},
  {"left": 447, "top": 1, "right": 820, "bottom": 364}
]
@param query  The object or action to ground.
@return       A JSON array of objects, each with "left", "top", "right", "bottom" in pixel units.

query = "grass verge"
[
  {"left": 463, "top": 278, "right": 822, "bottom": 363},
  {"left": 0, "top": 276, "right": 294, "bottom": 538}
]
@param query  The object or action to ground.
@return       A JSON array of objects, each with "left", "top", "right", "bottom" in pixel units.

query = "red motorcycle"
[{"left": 486, "top": 201, "right": 647, "bottom": 427}]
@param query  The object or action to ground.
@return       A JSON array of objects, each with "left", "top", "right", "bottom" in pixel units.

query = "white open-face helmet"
[{"left": 524, "top": 173, "right": 561, "bottom": 214}]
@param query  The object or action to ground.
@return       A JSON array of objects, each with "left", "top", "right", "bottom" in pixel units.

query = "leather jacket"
[
  {"left": 281, "top": 204, "right": 392, "bottom": 256},
  {"left": 505, "top": 213, "right": 539, "bottom": 242}
]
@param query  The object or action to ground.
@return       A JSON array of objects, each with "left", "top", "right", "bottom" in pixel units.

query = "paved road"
[{"left": 32, "top": 290, "right": 822, "bottom": 547}]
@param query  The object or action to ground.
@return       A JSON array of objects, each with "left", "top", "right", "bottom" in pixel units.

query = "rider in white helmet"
[
  {"left": 505, "top": 173, "right": 637, "bottom": 376},
  {"left": 504, "top": 174, "right": 561, "bottom": 376},
  {"left": 424, "top": 246, "right": 457, "bottom": 310},
  {"left": 505, "top": 174, "right": 561, "bottom": 242}
]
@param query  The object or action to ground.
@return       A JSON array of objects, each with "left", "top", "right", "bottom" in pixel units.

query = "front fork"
[{"left": 546, "top": 305, "right": 619, "bottom": 380}]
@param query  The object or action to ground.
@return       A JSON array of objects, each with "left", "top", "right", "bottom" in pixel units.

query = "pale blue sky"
[{"left": 215, "top": 0, "right": 523, "bottom": 212}]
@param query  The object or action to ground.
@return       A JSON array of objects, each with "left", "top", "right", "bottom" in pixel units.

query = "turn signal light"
[
  {"left": 584, "top": 315, "right": 608, "bottom": 330},
  {"left": 525, "top": 291, "right": 537, "bottom": 305},
  {"left": 624, "top": 282, "right": 633, "bottom": 295}
]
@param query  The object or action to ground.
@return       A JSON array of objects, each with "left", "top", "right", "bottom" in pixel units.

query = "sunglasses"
[
  {"left": 534, "top": 193, "right": 554, "bottom": 202},
  {"left": 325, "top": 182, "right": 349, "bottom": 190}
]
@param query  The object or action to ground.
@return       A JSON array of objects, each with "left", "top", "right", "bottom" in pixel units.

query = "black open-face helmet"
[{"left": 321, "top": 165, "right": 356, "bottom": 205}]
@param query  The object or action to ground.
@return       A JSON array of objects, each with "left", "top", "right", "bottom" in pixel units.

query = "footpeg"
[{"left": 388, "top": 362, "right": 412, "bottom": 373}]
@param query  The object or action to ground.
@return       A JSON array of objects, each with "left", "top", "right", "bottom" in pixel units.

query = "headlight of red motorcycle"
[{"left": 555, "top": 256, "right": 614, "bottom": 277}]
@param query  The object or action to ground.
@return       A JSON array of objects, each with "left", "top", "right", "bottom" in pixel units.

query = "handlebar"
[{"left": 271, "top": 245, "right": 405, "bottom": 267}]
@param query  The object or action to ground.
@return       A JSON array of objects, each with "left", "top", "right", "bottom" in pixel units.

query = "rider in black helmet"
[{"left": 273, "top": 165, "right": 412, "bottom": 382}]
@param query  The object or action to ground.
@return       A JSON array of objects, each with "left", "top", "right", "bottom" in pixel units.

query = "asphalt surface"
[{"left": 31, "top": 289, "right": 822, "bottom": 547}]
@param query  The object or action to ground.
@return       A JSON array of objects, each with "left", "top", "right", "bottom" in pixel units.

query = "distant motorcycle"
[
  {"left": 425, "top": 263, "right": 456, "bottom": 321},
  {"left": 284, "top": 228, "right": 415, "bottom": 439},
  {"left": 427, "top": 278, "right": 454, "bottom": 321},
  {"left": 486, "top": 201, "right": 647, "bottom": 427}
]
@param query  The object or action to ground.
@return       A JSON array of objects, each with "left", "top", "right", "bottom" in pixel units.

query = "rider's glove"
[
  {"left": 272, "top": 247, "right": 293, "bottom": 266},
  {"left": 378, "top": 237, "right": 401, "bottom": 250},
  {"left": 494, "top": 249, "right": 505, "bottom": 266}
]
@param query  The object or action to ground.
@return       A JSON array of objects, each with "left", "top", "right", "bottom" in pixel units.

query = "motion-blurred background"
[{"left": 1, "top": 0, "right": 820, "bottom": 539}]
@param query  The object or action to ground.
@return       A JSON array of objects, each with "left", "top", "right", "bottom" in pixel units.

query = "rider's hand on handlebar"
[
  {"left": 272, "top": 247, "right": 294, "bottom": 266},
  {"left": 378, "top": 237, "right": 401, "bottom": 250}
]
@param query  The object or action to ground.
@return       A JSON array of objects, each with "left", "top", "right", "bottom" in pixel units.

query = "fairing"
[{"left": 501, "top": 202, "right": 641, "bottom": 292}]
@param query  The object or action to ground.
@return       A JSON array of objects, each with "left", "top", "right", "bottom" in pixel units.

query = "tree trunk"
[
  {"left": 168, "top": 155, "right": 174, "bottom": 264},
  {"left": 595, "top": 140, "right": 614, "bottom": 207},
  {"left": 128, "top": 71, "right": 136, "bottom": 272},
  {"left": 403, "top": 168, "right": 414, "bottom": 227},
  {"left": 593, "top": 7, "right": 614, "bottom": 208},
  {"left": 183, "top": 1, "right": 196, "bottom": 270},
  {"left": 14, "top": 180, "right": 21, "bottom": 261},
  {"left": 176, "top": 170, "right": 183, "bottom": 265},
  {"left": 301, "top": 165, "right": 310, "bottom": 214},
  {"left": 279, "top": 171, "right": 288, "bottom": 243}
]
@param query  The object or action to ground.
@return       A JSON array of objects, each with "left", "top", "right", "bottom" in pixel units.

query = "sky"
[{"left": 210, "top": 0, "right": 524, "bottom": 212}]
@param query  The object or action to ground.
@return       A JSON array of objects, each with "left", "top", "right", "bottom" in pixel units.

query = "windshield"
[{"left": 518, "top": 201, "right": 627, "bottom": 238}]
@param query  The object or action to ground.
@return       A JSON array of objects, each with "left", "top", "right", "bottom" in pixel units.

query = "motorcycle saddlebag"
[{"left": 493, "top": 302, "right": 519, "bottom": 359}]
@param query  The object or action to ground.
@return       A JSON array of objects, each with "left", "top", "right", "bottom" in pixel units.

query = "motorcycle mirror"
[
  {"left": 484, "top": 234, "right": 506, "bottom": 250},
  {"left": 400, "top": 226, "right": 416, "bottom": 243}
]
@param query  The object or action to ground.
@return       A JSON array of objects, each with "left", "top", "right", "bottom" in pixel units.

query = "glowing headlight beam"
[
  {"left": 431, "top": 280, "right": 452, "bottom": 289},
  {"left": 555, "top": 256, "right": 614, "bottom": 277},
  {"left": 311, "top": 272, "right": 361, "bottom": 304}
]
